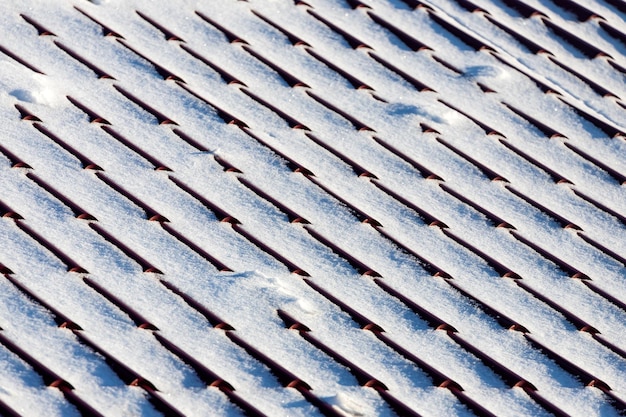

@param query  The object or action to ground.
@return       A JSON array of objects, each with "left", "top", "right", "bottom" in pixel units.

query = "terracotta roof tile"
[
  {"left": 0, "top": 332, "right": 74, "bottom": 390},
  {"left": 96, "top": 173, "right": 169, "bottom": 221},
  {"left": 372, "top": 136, "right": 443, "bottom": 180},
  {"left": 305, "top": 176, "right": 381, "bottom": 226},
  {"left": 2, "top": 0, "right": 626, "bottom": 415}
]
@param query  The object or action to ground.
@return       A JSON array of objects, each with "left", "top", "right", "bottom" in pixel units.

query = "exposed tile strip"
[
  {"left": 100, "top": 126, "right": 171, "bottom": 171},
  {"left": 54, "top": 41, "right": 115, "bottom": 79},
  {"left": 303, "top": 226, "right": 380, "bottom": 276},
  {"left": 195, "top": 11, "right": 248, "bottom": 44},
  {"left": 563, "top": 143, "right": 626, "bottom": 184},
  {"left": 88, "top": 223, "right": 163, "bottom": 273},
  {"left": 303, "top": 47, "right": 372, "bottom": 90},
  {"left": 72, "top": 330, "right": 157, "bottom": 387},
  {"left": 0, "top": 144, "right": 32, "bottom": 169},
  {"left": 4, "top": 273, "right": 82, "bottom": 329},
  {"left": 442, "top": 279, "right": 528, "bottom": 332},
  {"left": 83, "top": 277, "right": 159, "bottom": 330},
  {"left": 240, "top": 129, "right": 313, "bottom": 174},
  {"left": 371, "top": 180, "right": 447, "bottom": 227},
  {"left": 20, "top": 14, "right": 56, "bottom": 37},
  {"left": 136, "top": 11, "right": 185, "bottom": 42},
  {"left": 306, "top": 9, "right": 371, "bottom": 49},
  {"left": 547, "top": 56, "right": 620, "bottom": 99},
  {"left": 541, "top": 18, "right": 610, "bottom": 58},
  {"left": 170, "top": 129, "right": 209, "bottom": 152},
  {"left": 372, "top": 227, "right": 452, "bottom": 278},
  {"left": 509, "top": 231, "right": 588, "bottom": 278},
  {"left": 372, "top": 279, "right": 457, "bottom": 331},
  {"left": 498, "top": 139, "right": 572, "bottom": 184},
  {"left": 513, "top": 279, "right": 597, "bottom": 332},
  {"left": 437, "top": 138, "right": 509, "bottom": 181},
  {"left": 305, "top": 91, "right": 375, "bottom": 131},
  {"left": 305, "top": 133, "right": 377, "bottom": 177},
  {"left": 232, "top": 224, "right": 310, "bottom": 276},
  {"left": 0, "top": 332, "right": 74, "bottom": 390},
  {"left": 32, "top": 123, "right": 103, "bottom": 170},
  {"left": 237, "top": 177, "right": 310, "bottom": 224},
  {"left": 441, "top": 229, "right": 521, "bottom": 278},
  {"left": 437, "top": 101, "right": 504, "bottom": 137},
  {"left": 179, "top": 44, "right": 246, "bottom": 86},
  {"left": 160, "top": 223, "right": 233, "bottom": 272},
  {"left": 14, "top": 104, "right": 42, "bottom": 122},
  {"left": 439, "top": 183, "right": 514, "bottom": 228},
  {"left": 302, "top": 278, "right": 496, "bottom": 417},
  {"left": 371, "top": 136, "right": 443, "bottom": 180},
  {"left": 251, "top": 11, "right": 310, "bottom": 47},
  {"left": 501, "top": 103, "right": 566, "bottom": 139},
  {"left": 152, "top": 333, "right": 268, "bottom": 416},
  {"left": 0, "top": 44, "right": 44, "bottom": 74},
  {"left": 240, "top": 45, "right": 310, "bottom": 88},
  {"left": 366, "top": 11, "right": 433, "bottom": 51},
  {"left": 176, "top": 83, "right": 249, "bottom": 128},
  {"left": 26, "top": 173, "right": 97, "bottom": 220},
  {"left": 113, "top": 85, "right": 178, "bottom": 125},
  {"left": 66, "top": 96, "right": 110, "bottom": 125},
  {"left": 14, "top": 221, "right": 88, "bottom": 273},
  {"left": 157, "top": 280, "right": 234, "bottom": 330},
  {"left": 426, "top": 10, "right": 494, "bottom": 51},
  {"left": 504, "top": 186, "right": 581, "bottom": 230},
  {"left": 277, "top": 310, "right": 423, "bottom": 417},
  {"left": 73, "top": 7, "right": 124, "bottom": 38},
  {"left": 96, "top": 172, "right": 169, "bottom": 221},
  {"left": 240, "top": 89, "right": 310, "bottom": 129},
  {"left": 368, "top": 52, "right": 435, "bottom": 92},
  {"left": 304, "top": 177, "right": 381, "bottom": 226}
]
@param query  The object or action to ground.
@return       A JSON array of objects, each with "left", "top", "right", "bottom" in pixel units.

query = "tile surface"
[{"left": 0, "top": 0, "right": 625, "bottom": 416}]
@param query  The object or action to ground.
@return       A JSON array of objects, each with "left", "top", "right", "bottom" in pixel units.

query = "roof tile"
[{"left": 2, "top": 1, "right": 626, "bottom": 414}]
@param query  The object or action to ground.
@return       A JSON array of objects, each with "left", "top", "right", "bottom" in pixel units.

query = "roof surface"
[{"left": 1, "top": 0, "right": 626, "bottom": 416}]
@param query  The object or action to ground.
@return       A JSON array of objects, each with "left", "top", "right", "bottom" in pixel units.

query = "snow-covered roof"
[{"left": 1, "top": 0, "right": 626, "bottom": 415}]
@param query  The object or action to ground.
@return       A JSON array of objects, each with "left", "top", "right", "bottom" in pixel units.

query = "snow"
[{"left": 0, "top": 0, "right": 625, "bottom": 416}]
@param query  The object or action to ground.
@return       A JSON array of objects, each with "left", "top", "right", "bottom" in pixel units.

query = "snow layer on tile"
[{"left": 0, "top": 0, "right": 625, "bottom": 416}]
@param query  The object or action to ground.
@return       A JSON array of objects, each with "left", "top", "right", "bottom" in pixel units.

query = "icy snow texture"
[{"left": 0, "top": 0, "right": 625, "bottom": 416}]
